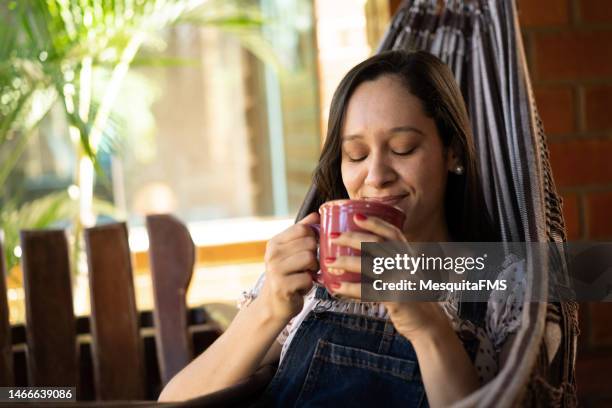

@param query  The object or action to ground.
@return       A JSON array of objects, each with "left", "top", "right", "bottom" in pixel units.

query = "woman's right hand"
[{"left": 259, "top": 212, "right": 320, "bottom": 323}]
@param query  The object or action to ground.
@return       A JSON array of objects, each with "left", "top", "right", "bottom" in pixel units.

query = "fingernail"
[
  {"left": 330, "top": 232, "right": 341, "bottom": 239},
  {"left": 355, "top": 213, "right": 367, "bottom": 221},
  {"left": 324, "top": 257, "right": 336, "bottom": 264},
  {"left": 329, "top": 268, "right": 344, "bottom": 275}
]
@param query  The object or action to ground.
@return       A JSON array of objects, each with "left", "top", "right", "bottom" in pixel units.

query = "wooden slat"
[
  {"left": 0, "top": 234, "right": 14, "bottom": 386},
  {"left": 84, "top": 223, "right": 145, "bottom": 400},
  {"left": 20, "top": 229, "right": 78, "bottom": 387},
  {"left": 146, "top": 214, "right": 195, "bottom": 386}
]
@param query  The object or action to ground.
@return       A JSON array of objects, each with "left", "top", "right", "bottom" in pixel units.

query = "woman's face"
[{"left": 340, "top": 74, "right": 458, "bottom": 241}]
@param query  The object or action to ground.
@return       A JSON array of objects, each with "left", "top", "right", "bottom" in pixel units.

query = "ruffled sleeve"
[
  {"left": 236, "top": 272, "right": 311, "bottom": 348},
  {"left": 237, "top": 272, "right": 266, "bottom": 310},
  {"left": 485, "top": 254, "right": 527, "bottom": 352}
]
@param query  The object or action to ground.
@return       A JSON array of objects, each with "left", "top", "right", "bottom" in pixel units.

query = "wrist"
[
  {"left": 409, "top": 317, "right": 455, "bottom": 351},
  {"left": 400, "top": 304, "right": 454, "bottom": 346},
  {"left": 251, "top": 295, "right": 292, "bottom": 329}
]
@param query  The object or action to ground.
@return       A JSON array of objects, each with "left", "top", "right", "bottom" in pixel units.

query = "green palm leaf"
[
  {"left": 2, "top": 0, "right": 280, "bottom": 178},
  {"left": 0, "top": 191, "right": 119, "bottom": 274}
]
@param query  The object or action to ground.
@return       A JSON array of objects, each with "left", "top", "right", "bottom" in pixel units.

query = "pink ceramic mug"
[{"left": 310, "top": 199, "right": 406, "bottom": 290}]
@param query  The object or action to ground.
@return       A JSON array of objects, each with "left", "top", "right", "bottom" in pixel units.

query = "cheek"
[
  {"left": 401, "top": 151, "right": 447, "bottom": 198},
  {"left": 341, "top": 161, "right": 362, "bottom": 197}
]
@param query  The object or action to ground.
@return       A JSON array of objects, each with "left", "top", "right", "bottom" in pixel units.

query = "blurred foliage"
[
  {"left": 0, "top": 0, "right": 277, "bottom": 180},
  {"left": 0, "top": 192, "right": 118, "bottom": 276},
  {"left": 0, "top": 0, "right": 280, "bottom": 278}
]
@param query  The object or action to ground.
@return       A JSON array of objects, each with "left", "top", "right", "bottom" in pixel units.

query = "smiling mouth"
[{"left": 362, "top": 194, "right": 409, "bottom": 206}]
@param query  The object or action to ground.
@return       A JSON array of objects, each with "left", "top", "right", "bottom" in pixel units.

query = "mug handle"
[
  {"left": 307, "top": 223, "right": 324, "bottom": 285},
  {"left": 308, "top": 223, "right": 320, "bottom": 237}
]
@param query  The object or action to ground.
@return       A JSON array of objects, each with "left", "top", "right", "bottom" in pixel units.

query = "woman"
[{"left": 159, "top": 50, "right": 523, "bottom": 407}]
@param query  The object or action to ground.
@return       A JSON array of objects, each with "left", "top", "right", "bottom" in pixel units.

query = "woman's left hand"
[{"left": 328, "top": 214, "right": 452, "bottom": 343}]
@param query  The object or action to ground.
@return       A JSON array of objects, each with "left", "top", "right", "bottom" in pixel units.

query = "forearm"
[
  {"left": 158, "top": 296, "right": 287, "bottom": 402},
  {"left": 410, "top": 322, "right": 480, "bottom": 408}
]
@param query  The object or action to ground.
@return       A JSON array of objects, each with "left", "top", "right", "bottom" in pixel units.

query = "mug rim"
[{"left": 318, "top": 198, "right": 404, "bottom": 215}]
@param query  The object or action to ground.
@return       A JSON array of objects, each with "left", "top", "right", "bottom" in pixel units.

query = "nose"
[{"left": 364, "top": 151, "right": 397, "bottom": 189}]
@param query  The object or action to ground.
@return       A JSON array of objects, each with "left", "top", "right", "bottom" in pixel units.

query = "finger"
[
  {"left": 382, "top": 301, "right": 403, "bottom": 315},
  {"left": 353, "top": 214, "right": 403, "bottom": 241},
  {"left": 324, "top": 255, "right": 360, "bottom": 275},
  {"left": 331, "top": 281, "right": 361, "bottom": 300},
  {"left": 331, "top": 232, "right": 401, "bottom": 262},
  {"left": 277, "top": 235, "right": 318, "bottom": 255},
  {"left": 297, "top": 211, "right": 320, "bottom": 226},
  {"left": 274, "top": 250, "right": 319, "bottom": 275},
  {"left": 330, "top": 231, "right": 383, "bottom": 251},
  {"left": 273, "top": 213, "right": 319, "bottom": 243},
  {"left": 284, "top": 272, "right": 314, "bottom": 296}
]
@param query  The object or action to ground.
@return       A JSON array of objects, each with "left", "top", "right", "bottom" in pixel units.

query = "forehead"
[{"left": 342, "top": 75, "right": 428, "bottom": 134}]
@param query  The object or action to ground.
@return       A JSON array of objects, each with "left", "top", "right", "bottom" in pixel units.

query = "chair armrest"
[{"left": 168, "top": 364, "right": 277, "bottom": 407}]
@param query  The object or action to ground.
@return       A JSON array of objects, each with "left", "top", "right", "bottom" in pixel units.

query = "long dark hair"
[{"left": 303, "top": 50, "right": 499, "bottom": 242}]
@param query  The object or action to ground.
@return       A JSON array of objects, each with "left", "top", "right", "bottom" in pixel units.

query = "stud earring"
[{"left": 454, "top": 165, "right": 464, "bottom": 175}]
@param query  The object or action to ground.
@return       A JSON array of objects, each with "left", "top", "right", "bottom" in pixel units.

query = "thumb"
[{"left": 297, "top": 211, "right": 320, "bottom": 225}]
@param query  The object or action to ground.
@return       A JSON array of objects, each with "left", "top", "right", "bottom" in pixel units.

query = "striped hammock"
[{"left": 297, "top": 0, "right": 578, "bottom": 406}]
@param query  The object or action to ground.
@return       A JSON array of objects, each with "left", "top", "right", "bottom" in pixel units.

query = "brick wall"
[{"left": 518, "top": 0, "right": 612, "bottom": 406}]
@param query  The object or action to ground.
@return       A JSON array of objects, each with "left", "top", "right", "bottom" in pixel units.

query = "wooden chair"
[
  {"left": 0, "top": 216, "right": 273, "bottom": 404},
  {"left": 146, "top": 214, "right": 195, "bottom": 386},
  {"left": 84, "top": 223, "right": 147, "bottom": 400},
  {"left": 19, "top": 230, "right": 79, "bottom": 389}
]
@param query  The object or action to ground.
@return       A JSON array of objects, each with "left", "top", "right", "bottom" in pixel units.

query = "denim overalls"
[{"left": 256, "top": 286, "right": 432, "bottom": 407}]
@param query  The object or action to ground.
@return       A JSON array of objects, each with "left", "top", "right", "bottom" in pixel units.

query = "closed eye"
[
  {"left": 347, "top": 155, "right": 367, "bottom": 162},
  {"left": 392, "top": 147, "right": 416, "bottom": 156}
]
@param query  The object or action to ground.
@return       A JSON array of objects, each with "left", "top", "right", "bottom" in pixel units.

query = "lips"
[{"left": 362, "top": 194, "right": 409, "bottom": 206}]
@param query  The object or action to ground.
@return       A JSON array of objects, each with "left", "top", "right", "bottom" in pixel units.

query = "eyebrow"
[
  {"left": 390, "top": 126, "right": 425, "bottom": 136},
  {"left": 342, "top": 125, "right": 425, "bottom": 141},
  {"left": 342, "top": 134, "right": 364, "bottom": 142}
]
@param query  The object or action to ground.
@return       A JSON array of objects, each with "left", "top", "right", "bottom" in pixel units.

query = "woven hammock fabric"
[{"left": 297, "top": 0, "right": 578, "bottom": 406}]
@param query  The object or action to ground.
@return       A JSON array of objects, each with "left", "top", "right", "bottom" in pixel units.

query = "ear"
[{"left": 445, "top": 141, "right": 463, "bottom": 172}]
